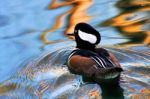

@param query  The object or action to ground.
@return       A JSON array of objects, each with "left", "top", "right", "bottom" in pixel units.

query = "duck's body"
[
  {"left": 67, "top": 48, "right": 122, "bottom": 79},
  {"left": 67, "top": 22, "right": 123, "bottom": 80}
]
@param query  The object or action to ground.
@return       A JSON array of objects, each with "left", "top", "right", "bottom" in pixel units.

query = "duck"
[{"left": 67, "top": 22, "right": 123, "bottom": 81}]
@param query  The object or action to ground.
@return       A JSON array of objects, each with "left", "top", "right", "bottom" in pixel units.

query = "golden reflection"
[
  {"left": 144, "top": 31, "right": 150, "bottom": 45},
  {"left": 116, "top": 0, "right": 150, "bottom": 7},
  {"left": 130, "top": 94, "right": 150, "bottom": 99},
  {"left": 107, "top": 13, "right": 141, "bottom": 27},
  {"left": 89, "top": 90, "right": 101, "bottom": 99},
  {"left": 129, "top": 88, "right": 150, "bottom": 99},
  {"left": 101, "top": 0, "right": 150, "bottom": 46},
  {"left": 131, "top": 0, "right": 150, "bottom": 6},
  {"left": 41, "top": 0, "right": 92, "bottom": 44},
  {"left": 122, "top": 23, "right": 144, "bottom": 33},
  {"left": 141, "top": 88, "right": 150, "bottom": 94},
  {"left": 0, "top": 83, "right": 17, "bottom": 95}
]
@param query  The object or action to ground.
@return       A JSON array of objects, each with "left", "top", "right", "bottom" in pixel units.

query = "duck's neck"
[{"left": 76, "top": 45, "right": 96, "bottom": 52}]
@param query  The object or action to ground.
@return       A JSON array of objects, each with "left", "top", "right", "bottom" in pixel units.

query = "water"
[{"left": 0, "top": 0, "right": 150, "bottom": 99}]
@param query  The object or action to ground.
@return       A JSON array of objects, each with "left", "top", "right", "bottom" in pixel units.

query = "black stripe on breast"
[{"left": 91, "top": 56, "right": 107, "bottom": 68}]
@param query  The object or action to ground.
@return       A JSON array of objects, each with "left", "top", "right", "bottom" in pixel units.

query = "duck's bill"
[{"left": 67, "top": 33, "right": 75, "bottom": 36}]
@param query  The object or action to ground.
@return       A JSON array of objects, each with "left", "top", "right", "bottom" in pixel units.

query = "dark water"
[{"left": 0, "top": 0, "right": 150, "bottom": 99}]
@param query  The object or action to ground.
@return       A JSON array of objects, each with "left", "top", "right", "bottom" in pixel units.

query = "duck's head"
[{"left": 69, "top": 23, "right": 101, "bottom": 51}]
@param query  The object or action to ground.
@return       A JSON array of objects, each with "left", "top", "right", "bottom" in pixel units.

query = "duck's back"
[
  {"left": 68, "top": 48, "right": 116, "bottom": 69},
  {"left": 95, "top": 48, "right": 117, "bottom": 68}
]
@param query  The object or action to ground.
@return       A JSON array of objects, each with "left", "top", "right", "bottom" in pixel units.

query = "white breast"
[{"left": 78, "top": 30, "right": 97, "bottom": 44}]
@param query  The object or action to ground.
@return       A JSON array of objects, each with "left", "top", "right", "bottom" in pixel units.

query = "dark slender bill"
[{"left": 67, "top": 34, "right": 75, "bottom": 36}]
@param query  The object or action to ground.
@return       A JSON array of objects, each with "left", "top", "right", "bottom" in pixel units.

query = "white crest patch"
[{"left": 78, "top": 30, "right": 97, "bottom": 44}]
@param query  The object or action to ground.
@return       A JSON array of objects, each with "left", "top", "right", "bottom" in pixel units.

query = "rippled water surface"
[{"left": 0, "top": 0, "right": 150, "bottom": 99}]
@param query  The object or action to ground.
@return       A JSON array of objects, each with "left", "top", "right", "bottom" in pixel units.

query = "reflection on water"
[
  {"left": 100, "top": 84, "right": 124, "bottom": 99},
  {"left": 0, "top": 0, "right": 150, "bottom": 99},
  {"left": 0, "top": 46, "right": 150, "bottom": 99},
  {"left": 101, "top": 0, "right": 150, "bottom": 46},
  {"left": 41, "top": 0, "right": 92, "bottom": 44}
]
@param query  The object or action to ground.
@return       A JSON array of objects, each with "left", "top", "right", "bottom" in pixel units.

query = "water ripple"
[{"left": 0, "top": 45, "right": 149, "bottom": 99}]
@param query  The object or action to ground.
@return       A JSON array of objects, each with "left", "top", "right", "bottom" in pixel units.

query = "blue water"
[{"left": 0, "top": 0, "right": 150, "bottom": 99}]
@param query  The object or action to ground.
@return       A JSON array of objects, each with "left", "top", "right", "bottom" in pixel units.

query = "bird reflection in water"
[
  {"left": 99, "top": 81, "right": 124, "bottom": 99},
  {"left": 41, "top": 0, "right": 92, "bottom": 44},
  {"left": 83, "top": 75, "right": 124, "bottom": 99}
]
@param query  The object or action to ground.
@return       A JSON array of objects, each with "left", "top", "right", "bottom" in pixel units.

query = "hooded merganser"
[{"left": 67, "top": 22, "right": 123, "bottom": 79}]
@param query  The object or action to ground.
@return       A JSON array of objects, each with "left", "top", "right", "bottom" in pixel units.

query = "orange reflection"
[
  {"left": 129, "top": 88, "right": 150, "bottom": 99},
  {"left": 116, "top": 0, "right": 150, "bottom": 7},
  {"left": 101, "top": 0, "right": 150, "bottom": 46},
  {"left": 0, "top": 83, "right": 17, "bottom": 95},
  {"left": 130, "top": 94, "right": 150, "bottom": 99},
  {"left": 130, "top": 0, "right": 150, "bottom": 6},
  {"left": 144, "top": 31, "right": 150, "bottom": 45},
  {"left": 141, "top": 88, "right": 150, "bottom": 94},
  {"left": 41, "top": 0, "right": 92, "bottom": 44},
  {"left": 89, "top": 90, "right": 101, "bottom": 99},
  {"left": 108, "top": 13, "right": 140, "bottom": 27},
  {"left": 121, "top": 23, "right": 144, "bottom": 33}
]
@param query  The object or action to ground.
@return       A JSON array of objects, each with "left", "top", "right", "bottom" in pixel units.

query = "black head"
[{"left": 73, "top": 22, "right": 101, "bottom": 51}]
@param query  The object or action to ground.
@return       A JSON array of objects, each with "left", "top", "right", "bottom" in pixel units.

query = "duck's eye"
[
  {"left": 75, "top": 30, "right": 77, "bottom": 33},
  {"left": 78, "top": 30, "right": 97, "bottom": 44}
]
